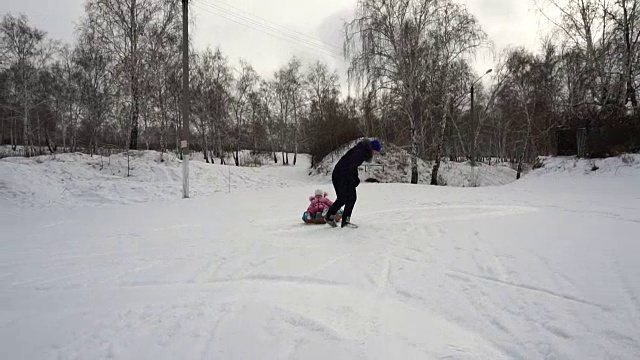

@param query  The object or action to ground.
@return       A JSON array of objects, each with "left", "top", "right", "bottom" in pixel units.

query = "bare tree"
[
  {"left": 257, "top": 79, "right": 279, "bottom": 163},
  {"left": 606, "top": 0, "right": 640, "bottom": 111},
  {"left": 85, "top": 0, "right": 180, "bottom": 150},
  {"left": 286, "top": 57, "right": 304, "bottom": 165},
  {"left": 506, "top": 49, "right": 537, "bottom": 178},
  {"left": 54, "top": 45, "right": 81, "bottom": 152},
  {"left": 192, "top": 46, "right": 232, "bottom": 163},
  {"left": 535, "top": 0, "right": 620, "bottom": 108},
  {"left": 230, "top": 59, "right": 259, "bottom": 166},
  {"left": 75, "top": 18, "right": 113, "bottom": 155},
  {"left": 305, "top": 61, "right": 341, "bottom": 154},
  {"left": 0, "top": 14, "right": 56, "bottom": 156},
  {"left": 344, "top": 0, "right": 487, "bottom": 184},
  {"left": 272, "top": 59, "right": 303, "bottom": 165}
]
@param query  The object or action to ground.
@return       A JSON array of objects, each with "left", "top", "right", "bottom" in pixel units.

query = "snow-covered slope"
[
  {"left": 1, "top": 151, "right": 639, "bottom": 359},
  {"left": 0, "top": 150, "right": 312, "bottom": 208},
  {"left": 507, "top": 153, "right": 640, "bottom": 211},
  {"left": 310, "top": 139, "right": 517, "bottom": 187},
  {"left": 525, "top": 153, "right": 640, "bottom": 179}
]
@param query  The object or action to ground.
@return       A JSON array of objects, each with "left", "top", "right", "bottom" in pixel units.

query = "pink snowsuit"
[{"left": 307, "top": 193, "right": 333, "bottom": 214}]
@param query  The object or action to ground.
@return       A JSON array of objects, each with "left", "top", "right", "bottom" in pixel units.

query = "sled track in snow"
[
  {"left": 259, "top": 204, "right": 538, "bottom": 231},
  {"left": 358, "top": 204, "right": 538, "bottom": 225},
  {"left": 446, "top": 270, "right": 613, "bottom": 311}
]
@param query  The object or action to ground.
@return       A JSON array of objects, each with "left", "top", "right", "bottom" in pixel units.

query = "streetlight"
[{"left": 470, "top": 68, "right": 492, "bottom": 167}]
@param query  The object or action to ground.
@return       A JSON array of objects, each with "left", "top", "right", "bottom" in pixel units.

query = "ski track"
[{"left": 445, "top": 270, "right": 611, "bottom": 311}]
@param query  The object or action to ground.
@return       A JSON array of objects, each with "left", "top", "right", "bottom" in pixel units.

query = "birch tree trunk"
[{"left": 431, "top": 96, "right": 450, "bottom": 185}]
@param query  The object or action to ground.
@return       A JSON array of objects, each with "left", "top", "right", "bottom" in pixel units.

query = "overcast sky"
[{"left": 3, "top": 0, "right": 553, "bottom": 96}]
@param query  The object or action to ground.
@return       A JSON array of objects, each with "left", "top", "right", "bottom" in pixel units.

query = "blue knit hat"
[{"left": 370, "top": 139, "right": 382, "bottom": 152}]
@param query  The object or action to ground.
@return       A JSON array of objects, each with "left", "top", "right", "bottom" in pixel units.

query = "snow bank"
[
  {"left": 525, "top": 153, "right": 640, "bottom": 179},
  {"left": 514, "top": 153, "right": 640, "bottom": 191},
  {"left": 506, "top": 153, "right": 640, "bottom": 208},
  {"left": 0, "top": 145, "right": 29, "bottom": 159},
  {"left": 0, "top": 150, "right": 313, "bottom": 208},
  {"left": 189, "top": 148, "right": 303, "bottom": 168},
  {"left": 310, "top": 138, "right": 517, "bottom": 187}
]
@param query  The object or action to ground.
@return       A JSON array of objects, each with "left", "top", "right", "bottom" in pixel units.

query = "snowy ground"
[
  {"left": 0, "top": 150, "right": 312, "bottom": 207},
  {"left": 1, "top": 152, "right": 640, "bottom": 359}
]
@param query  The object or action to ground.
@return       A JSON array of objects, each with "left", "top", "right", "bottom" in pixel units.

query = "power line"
[
  {"left": 191, "top": 0, "right": 343, "bottom": 60},
  {"left": 205, "top": 0, "right": 342, "bottom": 51},
  {"left": 192, "top": 0, "right": 342, "bottom": 59}
]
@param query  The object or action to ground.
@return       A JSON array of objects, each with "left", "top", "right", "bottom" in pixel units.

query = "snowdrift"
[
  {"left": 309, "top": 139, "right": 518, "bottom": 187},
  {"left": 504, "top": 153, "right": 640, "bottom": 206},
  {"left": 526, "top": 153, "right": 640, "bottom": 179},
  {"left": 0, "top": 150, "right": 312, "bottom": 208}
]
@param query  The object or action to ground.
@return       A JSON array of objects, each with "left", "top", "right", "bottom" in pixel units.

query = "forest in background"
[{"left": 1, "top": 0, "right": 639, "bottom": 183}]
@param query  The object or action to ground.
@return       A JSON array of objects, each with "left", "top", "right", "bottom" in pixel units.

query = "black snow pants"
[{"left": 326, "top": 172, "right": 357, "bottom": 220}]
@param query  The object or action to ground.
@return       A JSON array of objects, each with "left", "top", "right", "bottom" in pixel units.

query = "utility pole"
[
  {"left": 181, "top": 0, "right": 190, "bottom": 198},
  {"left": 470, "top": 82, "right": 475, "bottom": 166}
]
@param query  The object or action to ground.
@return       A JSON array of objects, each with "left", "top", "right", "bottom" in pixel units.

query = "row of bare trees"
[
  {"left": 2, "top": 0, "right": 639, "bottom": 183},
  {"left": 0, "top": 0, "right": 183, "bottom": 157},
  {"left": 344, "top": 0, "right": 640, "bottom": 183},
  {"left": 0, "top": 2, "right": 352, "bottom": 166}
]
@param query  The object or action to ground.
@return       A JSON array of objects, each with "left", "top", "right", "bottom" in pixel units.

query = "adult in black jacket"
[{"left": 325, "top": 138, "right": 382, "bottom": 227}]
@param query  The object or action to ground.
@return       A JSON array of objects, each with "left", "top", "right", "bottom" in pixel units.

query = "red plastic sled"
[{"left": 302, "top": 210, "right": 343, "bottom": 224}]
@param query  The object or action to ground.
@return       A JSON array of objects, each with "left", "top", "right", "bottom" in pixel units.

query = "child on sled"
[
  {"left": 302, "top": 189, "right": 343, "bottom": 223},
  {"left": 306, "top": 189, "right": 333, "bottom": 220}
]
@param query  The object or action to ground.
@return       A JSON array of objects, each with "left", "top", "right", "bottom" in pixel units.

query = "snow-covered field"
[
  {"left": 0, "top": 151, "right": 312, "bottom": 207},
  {"left": 1, "top": 151, "right": 639, "bottom": 359}
]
